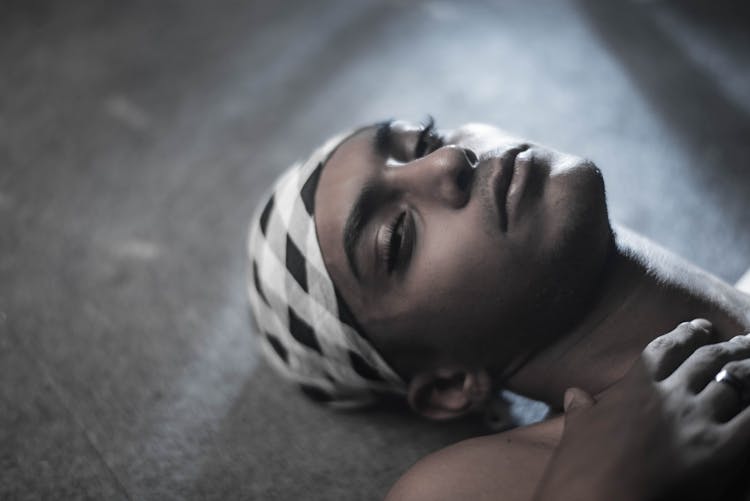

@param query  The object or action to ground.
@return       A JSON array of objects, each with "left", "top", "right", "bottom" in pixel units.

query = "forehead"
[{"left": 322, "top": 125, "right": 379, "bottom": 187}]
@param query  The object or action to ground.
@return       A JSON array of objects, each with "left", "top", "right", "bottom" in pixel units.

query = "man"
[{"left": 248, "top": 119, "right": 750, "bottom": 499}]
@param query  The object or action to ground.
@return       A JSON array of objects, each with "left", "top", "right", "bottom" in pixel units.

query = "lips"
[{"left": 492, "top": 145, "right": 529, "bottom": 232}]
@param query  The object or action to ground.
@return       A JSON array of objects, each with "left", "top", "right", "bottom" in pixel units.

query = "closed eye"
[
  {"left": 379, "top": 210, "right": 415, "bottom": 275},
  {"left": 386, "top": 211, "right": 406, "bottom": 273}
]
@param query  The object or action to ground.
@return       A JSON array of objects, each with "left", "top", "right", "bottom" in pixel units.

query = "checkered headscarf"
[{"left": 247, "top": 129, "right": 407, "bottom": 408}]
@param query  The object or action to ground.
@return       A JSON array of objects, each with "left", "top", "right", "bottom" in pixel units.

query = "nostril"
[
  {"left": 456, "top": 164, "right": 473, "bottom": 192},
  {"left": 463, "top": 148, "right": 478, "bottom": 165}
]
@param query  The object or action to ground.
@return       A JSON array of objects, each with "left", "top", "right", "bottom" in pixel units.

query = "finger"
[
  {"left": 720, "top": 403, "right": 750, "bottom": 457},
  {"left": 701, "top": 359, "right": 750, "bottom": 422},
  {"left": 563, "top": 387, "right": 595, "bottom": 413},
  {"left": 670, "top": 333, "right": 750, "bottom": 394},
  {"left": 641, "top": 319, "right": 714, "bottom": 380}
]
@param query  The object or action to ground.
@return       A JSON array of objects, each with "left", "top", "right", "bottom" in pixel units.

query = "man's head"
[{"left": 249, "top": 118, "right": 613, "bottom": 418}]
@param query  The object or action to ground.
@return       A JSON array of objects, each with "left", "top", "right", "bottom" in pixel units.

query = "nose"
[{"left": 391, "top": 145, "right": 477, "bottom": 209}]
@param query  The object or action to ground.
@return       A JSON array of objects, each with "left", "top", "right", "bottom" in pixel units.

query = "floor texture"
[{"left": 2, "top": 0, "right": 749, "bottom": 499}]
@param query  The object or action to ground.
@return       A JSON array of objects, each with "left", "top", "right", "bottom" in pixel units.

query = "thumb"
[{"left": 563, "top": 387, "right": 595, "bottom": 413}]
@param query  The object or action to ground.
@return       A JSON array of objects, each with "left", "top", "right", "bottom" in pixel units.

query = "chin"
[
  {"left": 531, "top": 160, "right": 612, "bottom": 330},
  {"left": 554, "top": 158, "right": 610, "bottom": 255}
]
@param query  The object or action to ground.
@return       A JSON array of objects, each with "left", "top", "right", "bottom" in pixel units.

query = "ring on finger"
[{"left": 714, "top": 369, "right": 750, "bottom": 404}]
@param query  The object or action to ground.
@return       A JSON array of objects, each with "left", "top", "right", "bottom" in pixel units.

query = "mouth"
[{"left": 491, "top": 145, "right": 529, "bottom": 232}]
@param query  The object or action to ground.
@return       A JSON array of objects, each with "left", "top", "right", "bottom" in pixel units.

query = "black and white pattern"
[{"left": 247, "top": 130, "right": 407, "bottom": 407}]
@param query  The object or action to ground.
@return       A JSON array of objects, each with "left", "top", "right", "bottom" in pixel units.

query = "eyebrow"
[
  {"left": 343, "top": 182, "right": 378, "bottom": 279},
  {"left": 342, "top": 120, "right": 393, "bottom": 280}
]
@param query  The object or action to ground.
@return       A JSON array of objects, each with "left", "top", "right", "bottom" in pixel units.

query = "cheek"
[
  {"left": 403, "top": 214, "right": 522, "bottom": 328},
  {"left": 419, "top": 216, "right": 499, "bottom": 286}
]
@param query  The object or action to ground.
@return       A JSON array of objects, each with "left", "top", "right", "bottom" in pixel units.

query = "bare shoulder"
[{"left": 385, "top": 417, "right": 564, "bottom": 501}]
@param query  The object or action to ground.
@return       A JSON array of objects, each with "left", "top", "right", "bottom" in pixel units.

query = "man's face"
[{"left": 314, "top": 120, "right": 613, "bottom": 378}]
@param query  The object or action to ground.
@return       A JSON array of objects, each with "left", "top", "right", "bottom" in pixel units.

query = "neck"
[{"left": 506, "top": 225, "right": 750, "bottom": 408}]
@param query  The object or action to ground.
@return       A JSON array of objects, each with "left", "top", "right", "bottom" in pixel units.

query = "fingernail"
[
  {"left": 563, "top": 389, "right": 576, "bottom": 410},
  {"left": 690, "top": 319, "right": 712, "bottom": 332}
]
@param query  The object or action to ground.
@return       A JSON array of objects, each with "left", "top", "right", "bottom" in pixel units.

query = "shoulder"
[{"left": 385, "top": 417, "right": 563, "bottom": 501}]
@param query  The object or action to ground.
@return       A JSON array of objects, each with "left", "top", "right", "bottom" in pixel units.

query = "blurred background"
[{"left": 1, "top": 0, "right": 749, "bottom": 499}]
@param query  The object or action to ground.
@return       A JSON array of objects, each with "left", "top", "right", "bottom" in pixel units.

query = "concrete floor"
[{"left": 1, "top": 0, "right": 749, "bottom": 499}]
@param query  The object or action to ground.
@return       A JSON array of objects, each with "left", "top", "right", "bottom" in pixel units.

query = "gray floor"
[{"left": 2, "top": 0, "right": 749, "bottom": 499}]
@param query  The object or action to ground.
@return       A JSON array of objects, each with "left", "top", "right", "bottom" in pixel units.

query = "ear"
[{"left": 407, "top": 367, "right": 492, "bottom": 420}]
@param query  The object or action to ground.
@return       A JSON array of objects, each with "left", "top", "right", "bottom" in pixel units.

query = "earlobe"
[{"left": 407, "top": 368, "right": 492, "bottom": 420}]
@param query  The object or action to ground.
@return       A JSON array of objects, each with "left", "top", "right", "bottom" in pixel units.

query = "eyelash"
[
  {"left": 414, "top": 116, "right": 443, "bottom": 158},
  {"left": 382, "top": 210, "right": 410, "bottom": 274}
]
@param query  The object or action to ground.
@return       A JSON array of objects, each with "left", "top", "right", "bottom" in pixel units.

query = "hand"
[{"left": 534, "top": 319, "right": 750, "bottom": 501}]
